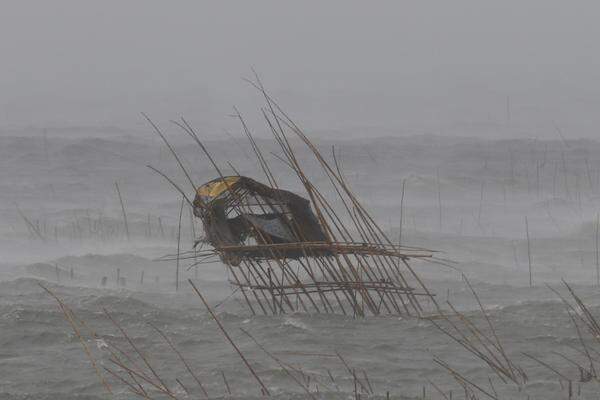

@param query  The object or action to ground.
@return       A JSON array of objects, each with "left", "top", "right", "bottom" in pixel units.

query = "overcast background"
[
  {"left": 1, "top": 1, "right": 599, "bottom": 138},
  {"left": 5, "top": 3, "right": 600, "bottom": 398}
]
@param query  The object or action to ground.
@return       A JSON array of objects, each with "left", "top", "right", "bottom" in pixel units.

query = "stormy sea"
[{"left": 2, "top": 129, "right": 600, "bottom": 399}]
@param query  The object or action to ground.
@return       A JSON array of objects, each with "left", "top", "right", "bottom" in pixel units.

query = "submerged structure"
[
  {"left": 153, "top": 81, "right": 437, "bottom": 317},
  {"left": 193, "top": 175, "right": 329, "bottom": 265}
]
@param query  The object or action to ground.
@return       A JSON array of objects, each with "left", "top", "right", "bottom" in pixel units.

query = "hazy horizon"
[
  {"left": 2, "top": 1, "right": 600, "bottom": 139},
  {"left": 5, "top": 4, "right": 600, "bottom": 398}
]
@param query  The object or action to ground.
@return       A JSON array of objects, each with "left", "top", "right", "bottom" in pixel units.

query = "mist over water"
[
  {"left": 2, "top": 1, "right": 600, "bottom": 137},
  {"left": 3, "top": 2, "right": 600, "bottom": 399},
  {"left": 3, "top": 129, "right": 600, "bottom": 398}
]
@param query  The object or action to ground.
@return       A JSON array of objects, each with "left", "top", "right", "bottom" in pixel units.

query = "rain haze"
[
  {"left": 3, "top": 1, "right": 600, "bottom": 136},
  {"left": 3, "top": 2, "right": 600, "bottom": 399}
]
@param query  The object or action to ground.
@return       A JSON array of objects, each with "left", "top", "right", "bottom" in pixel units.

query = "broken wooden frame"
[{"left": 151, "top": 76, "right": 439, "bottom": 318}]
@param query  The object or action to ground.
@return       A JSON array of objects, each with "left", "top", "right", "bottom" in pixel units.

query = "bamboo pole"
[
  {"left": 148, "top": 322, "right": 209, "bottom": 398},
  {"left": 114, "top": 182, "right": 130, "bottom": 241},
  {"left": 399, "top": 179, "right": 406, "bottom": 247},
  {"left": 525, "top": 216, "right": 532, "bottom": 287},
  {"left": 595, "top": 214, "right": 599, "bottom": 287},
  {"left": 40, "top": 284, "right": 113, "bottom": 394},
  {"left": 16, "top": 204, "right": 46, "bottom": 241},
  {"left": 188, "top": 279, "right": 270, "bottom": 395},
  {"left": 175, "top": 196, "right": 184, "bottom": 291},
  {"left": 478, "top": 181, "right": 484, "bottom": 224},
  {"left": 437, "top": 168, "right": 442, "bottom": 230}
]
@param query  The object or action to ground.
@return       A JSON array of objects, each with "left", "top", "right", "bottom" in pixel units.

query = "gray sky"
[{"left": 1, "top": 1, "right": 599, "bottom": 138}]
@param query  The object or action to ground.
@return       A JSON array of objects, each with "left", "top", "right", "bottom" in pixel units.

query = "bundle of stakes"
[{"left": 149, "top": 75, "right": 439, "bottom": 318}]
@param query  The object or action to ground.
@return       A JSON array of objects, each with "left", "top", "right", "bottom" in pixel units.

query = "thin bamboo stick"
[
  {"left": 175, "top": 196, "right": 184, "bottom": 291},
  {"left": 525, "top": 216, "right": 532, "bottom": 287},
  {"left": 115, "top": 182, "right": 130, "bottom": 241},
  {"left": 188, "top": 279, "right": 270, "bottom": 395}
]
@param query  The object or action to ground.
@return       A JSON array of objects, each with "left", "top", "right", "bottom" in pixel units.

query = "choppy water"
[
  {"left": 3, "top": 258, "right": 600, "bottom": 399},
  {"left": 4, "top": 134, "right": 600, "bottom": 398}
]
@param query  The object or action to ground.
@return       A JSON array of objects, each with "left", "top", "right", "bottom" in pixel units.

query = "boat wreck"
[{"left": 152, "top": 81, "right": 437, "bottom": 317}]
